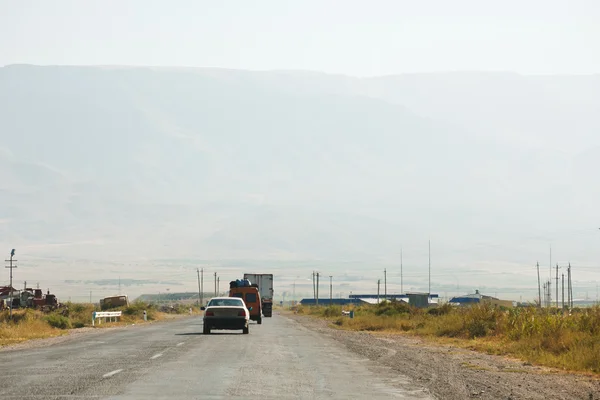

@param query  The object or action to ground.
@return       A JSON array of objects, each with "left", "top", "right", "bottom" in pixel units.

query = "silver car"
[{"left": 201, "top": 297, "right": 250, "bottom": 334}]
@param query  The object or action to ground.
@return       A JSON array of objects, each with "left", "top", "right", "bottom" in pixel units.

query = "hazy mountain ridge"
[{"left": 1, "top": 65, "right": 598, "bottom": 263}]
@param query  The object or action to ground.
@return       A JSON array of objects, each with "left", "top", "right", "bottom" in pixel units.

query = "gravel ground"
[{"left": 289, "top": 313, "right": 600, "bottom": 400}]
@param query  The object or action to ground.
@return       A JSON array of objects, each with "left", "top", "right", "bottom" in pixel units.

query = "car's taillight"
[
  {"left": 238, "top": 309, "right": 246, "bottom": 317},
  {"left": 205, "top": 311, "right": 214, "bottom": 316}
]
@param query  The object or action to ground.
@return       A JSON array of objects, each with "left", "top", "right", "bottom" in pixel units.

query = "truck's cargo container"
[{"left": 243, "top": 274, "right": 273, "bottom": 317}]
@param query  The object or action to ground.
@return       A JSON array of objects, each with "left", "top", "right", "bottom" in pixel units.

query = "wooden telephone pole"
[{"left": 5, "top": 249, "right": 17, "bottom": 319}]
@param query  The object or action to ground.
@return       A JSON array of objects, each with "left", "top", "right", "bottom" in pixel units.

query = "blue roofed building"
[{"left": 299, "top": 298, "right": 363, "bottom": 306}]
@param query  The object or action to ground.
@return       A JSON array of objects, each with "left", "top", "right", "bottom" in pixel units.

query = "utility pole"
[
  {"left": 549, "top": 245, "right": 552, "bottom": 282},
  {"left": 312, "top": 271, "right": 316, "bottom": 301},
  {"left": 329, "top": 275, "right": 332, "bottom": 305},
  {"left": 567, "top": 264, "right": 570, "bottom": 308},
  {"left": 561, "top": 273, "right": 565, "bottom": 309},
  {"left": 568, "top": 263, "right": 572, "bottom": 308},
  {"left": 400, "top": 248, "right": 403, "bottom": 294},
  {"left": 547, "top": 279, "right": 552, "bottom": 308},
  {"left": 384, "top": 268, "right": 387, "bottom": 301},
  {"left": 5, "top": 249, "right": 17, "bottom": 319},
  {"left": 428, "top": 239, "right": 431, "bottom": 294},
  {"left": 196, "top": 268, "right": 202, "bottom": 306},
  {"left": 214, "top": 272, "right": 217, "bottom": 297},
  {"left": 555, "top": 263, "right": 559, "bottom": 308},
  {"left": 201, "top": 268, "right": 204, "bottom": 306},
  {"left": 542, "top": 282, "right": 546, "bottom": 307},
  {"left": 316, "top": 272, "right": 319, "bottom": 306},
  {"left": 217, "top": 276, "right": 220, "bottom": 296},
  {"left": 536, "top": 262, "right": 542, "bottom": 308},
  {"left": 377, "top": 279, "right": 381, "bottom": 304}
]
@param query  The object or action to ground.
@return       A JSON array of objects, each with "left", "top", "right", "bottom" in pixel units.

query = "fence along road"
[
  {"left": 0, "top": 314, "right": 432, "bottom": 400},
  {"left": 92, "top": 311, "right": 123, "bottom": 326}
]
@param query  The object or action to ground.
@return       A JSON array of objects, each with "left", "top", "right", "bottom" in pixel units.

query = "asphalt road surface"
[{"left": 0, "top": 315, "right": 432, "bottom": 400}]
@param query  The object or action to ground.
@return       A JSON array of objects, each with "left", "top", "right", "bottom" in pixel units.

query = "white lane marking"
[
  {"left": 176, "top": 342, "right": 185, "bottom": 347},
  {"left": 102, "top": 369, "right": 123, "bottom": 378},
  {"left": 151, "top": 353, "right": 163, "bottom": 360}
]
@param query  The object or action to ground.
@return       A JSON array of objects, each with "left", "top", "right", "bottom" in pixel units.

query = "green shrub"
[
  {"left": 322, "top": 306, "right": 342, "bottom": 317},
  {"left": 44, "top": 314, "right": 72, "bottom": 329},
  {"left": 428, "top": 303, "right": 452, "bottom": 316},
  {"left": 72, "top": 321, "right": 85, "bottom": 329},
  {"left": 374, "top": 301, "right": 411, "bottom": 317}
]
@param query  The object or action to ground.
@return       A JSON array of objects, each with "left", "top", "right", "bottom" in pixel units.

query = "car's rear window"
[
  {"left": 208, "top": 299, "right": 243, "bottom": 307},
  {"left": 245, "top": 293, "right": 257, "bottom": 303}
]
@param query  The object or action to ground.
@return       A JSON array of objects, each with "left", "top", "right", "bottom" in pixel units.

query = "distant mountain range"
[{"left": 1, "top": 65, "right": 599, "bottom": 270}]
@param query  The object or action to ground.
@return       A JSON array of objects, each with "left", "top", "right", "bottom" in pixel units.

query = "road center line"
[
  {"left": 151, "top": 353, "right": 163, "bottom": 360},
  {"left": 102, "top": 369, "right": 123, "bottom": 378},
  {"left": 176, "top": 342, "right": 185, "bottom": 347}
]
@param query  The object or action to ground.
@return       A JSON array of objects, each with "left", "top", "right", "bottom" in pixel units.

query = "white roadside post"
[{"left": 143, "top": 310, "right": 147, "bottom": 321}]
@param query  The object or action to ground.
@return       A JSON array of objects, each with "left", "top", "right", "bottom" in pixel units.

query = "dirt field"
[{"left": 289, "top": 313, "right": 600, "bottom": 400}]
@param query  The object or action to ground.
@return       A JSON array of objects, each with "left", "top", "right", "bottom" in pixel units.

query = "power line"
[
  {"left": 555, "top": 263, "right": 560, "bottom": 308},
  {"left": 384, "top": 268, "right": 387, "bottom": 301},
  {"left": 562, "top": 273, "right": 565, "bottom": 309},
  {"left": 316, "top": 272, "right": 320, "bottom": 306},
  {"left": 536, "top": 262, "right": 541, "bottom": 308},
  {"left": 400, "top": 247, "right": 403, "bottom": 294},
  {"left": 428, "top": 239, "right": 431, "bottom": 294},
  {"left": 196, "top": 268, "right": 202, "bottom": 306}
]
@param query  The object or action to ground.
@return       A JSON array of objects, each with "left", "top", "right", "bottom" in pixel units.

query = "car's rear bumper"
[{"left": 203, "top": 317, "right": 247, "bottom": 330}]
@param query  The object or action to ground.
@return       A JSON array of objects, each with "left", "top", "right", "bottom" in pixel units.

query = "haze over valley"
[{"left": 1, "top": 65, "right": 599, "bottom": 301}]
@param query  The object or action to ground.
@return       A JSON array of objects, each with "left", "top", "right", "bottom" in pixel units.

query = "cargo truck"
[{"left": 243, "top": 273, "right": 273, "bottom": 318}]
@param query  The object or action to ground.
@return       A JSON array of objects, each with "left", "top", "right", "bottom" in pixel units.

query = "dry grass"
[
  {"left": 0, "top": 309, "right": 66, "bottom": 346},
  {"left": 298, "top": 302, "right": 600, "bottom": 374}
]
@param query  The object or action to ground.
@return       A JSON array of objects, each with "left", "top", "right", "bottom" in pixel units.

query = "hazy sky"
[{"left": 1, "top": 0, "right": 599, "bottom": 76}]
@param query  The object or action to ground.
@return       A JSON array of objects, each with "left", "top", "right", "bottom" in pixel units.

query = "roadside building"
[
  {"left": 299, "top": 298, "right": 363, "bottom": 306},
  {"left": 449, "top": 290, "right": 514, "bottom": 308}
]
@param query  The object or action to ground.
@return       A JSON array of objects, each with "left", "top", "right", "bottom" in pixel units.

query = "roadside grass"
[
  {"left": 297, "top": 302, "right": 600, "bottom": 374},
  {"left": 0, "top": 309, "right": 66, "bottom": 345},
  {"left": 0, "top": 301, "right": 195, "bottom": 346}
]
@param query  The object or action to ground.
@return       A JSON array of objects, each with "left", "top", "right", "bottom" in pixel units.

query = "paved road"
[{"left": 0, "top": 314, "right": 432, "bottom": 400}]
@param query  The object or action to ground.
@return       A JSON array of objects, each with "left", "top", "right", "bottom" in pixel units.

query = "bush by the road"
[
  {"left": 298, "top": 301, "right": 600, "bottom": 373},
  {"left": 44, "top": 314, "right": 72, "bottom": 329}
]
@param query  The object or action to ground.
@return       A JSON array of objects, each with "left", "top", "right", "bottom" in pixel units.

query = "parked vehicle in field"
[
  {"left": 243, "top": 273, "right": 274, "bottom": 317},
  {"left": 229, "top": 285, "right": 262, "bottom": 324},
  {"left": 100, "top": 295, "right": 129, "bottom": 310},
  {"left": 3, "top": 287, "right": 61, "bottom": 312},
  {"left": 201, "top": 297, "right": 250, "bottom": 335}
]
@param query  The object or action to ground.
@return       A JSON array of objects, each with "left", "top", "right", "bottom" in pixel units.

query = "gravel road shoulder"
[{"left": 288, "top": 313, "right": 600, "bottom": 400}]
